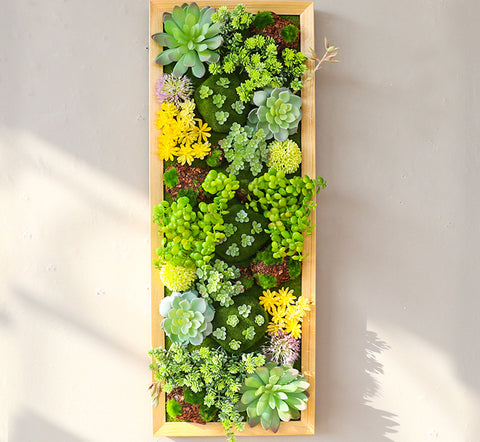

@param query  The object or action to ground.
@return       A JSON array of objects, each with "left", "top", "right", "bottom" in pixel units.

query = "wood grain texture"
[{"left": 149, "top": 0, "right": 316, "bottom": 436}]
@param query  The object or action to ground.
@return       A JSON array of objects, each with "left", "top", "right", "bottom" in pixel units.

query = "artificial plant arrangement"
[{"left": 149, "top": 2, "right": 338, "bottom": 440}]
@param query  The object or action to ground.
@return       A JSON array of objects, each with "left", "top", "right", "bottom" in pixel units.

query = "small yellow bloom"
[
  {"left": 180, "top": 99, "right": 196, "bottom": 115},
  {"left": 176, "top": 144, "right": 195, "bottom": 165},
  {"left": 276, "top": 287, "right": 296, "bottom": 309},
  {"left": 193, "top": 120, "right": 212, "bottom": 143},
  {"left": 285, "top": 320, "right": 302, "bottom": 339},
  {"left": 259, "top": 289, "right": 278, "bottom": 315},
  {"left": 285, "top": 306, "right": 304, "bottom": 323},
  {"left": 266, "top": 322, "right": 283, "bottom": 335},
  {"left": 296, "top": 295, "right": 311, "bottom": 313},
  {"left": 191, "top": 142, "right": 211, "bottom": 159}
]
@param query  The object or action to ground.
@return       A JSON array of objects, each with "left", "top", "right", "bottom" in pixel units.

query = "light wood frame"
[{"left": 149, "top": 0, "right": 316, "bottom": 436}]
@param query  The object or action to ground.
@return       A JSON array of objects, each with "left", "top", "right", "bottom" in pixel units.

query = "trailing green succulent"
[
  {"left": 211, "top": 289, "right": 268, "bottom": 354},
  {"left": 152, "top": 2, "right": 222, "bottom": 78},
  {"left": 149, "top": 343, "right": 266, "bottom": 440},
  {"left": 248, "top": 87, "right": 302, "bottom": 141},
  {"left": 238, "top": 362, "right": 310, "bottom": 432},
  {"left": 196, "top": 259, "right": 244, "bottom": 307},
  {"left": 201, "top": 169, "right": 239, "bottom": 210},
  {"left": 248, "top": 169, "right": 326, "bottom": 260},
  {"left": 221, "top": 123, "right": 268, "bottom": 176},
  {"left": 216, "top": 204, "right": 270, "bottom": 264},
  {"left": 159, "top": 289, "right": 214, "bottom": 346},
  {"left": 153, "top": 196, "right": 226, "bottom": 268}
]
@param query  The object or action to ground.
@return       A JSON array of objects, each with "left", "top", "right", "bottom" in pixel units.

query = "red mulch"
[
  {"left": 250, "top": 257, "right": 291, "bottom": 286},
  {"left": 165, "top": 163, "right": 209, "bottom": 202},
  {"left": 251, "top": 13, "right": 300, "bottom": 53},
  {"left": 167, "top": 387, "right": 206, "bottom": 425}
]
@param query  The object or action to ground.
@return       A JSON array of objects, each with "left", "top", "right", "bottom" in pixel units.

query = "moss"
[
  {"left": 253, "top": 11, "right": 274, "bottom": 29},
  {"left": 278, "top": 277, "right": 301, "bottom": 298},
  {"left": 241, "top": 276, "right": 254, "bottom": 290},
  {"left": 164, "top": 167, "right": 179, "bottom": 188},
  {"left": 280, "top": 14, "right": 300, "bottom": 28},
  {"left": 183, "top": 387, "right": 204, "bottom": 405},
  {"left": 281, "top": 24, "right": 299, "bottom": 43},
  {"left": 186, "top": 335, "right": 218, "bottom": 352},
  {"left": 206, "top": 147, "right": 223, "bottom": 168},
  {"left": 288, "top": 258, "right": 301, "bottom": 279},
  {"left": 166, "top": 399, "right": 182, "bottom": 418},
  {"left": 177, "top": 188, "right": 198, "bottom": 207},
  {"left": 210, "top": 289, "right": 268, "bottom": 354},
  {"left": 199, "top": 404, "right": 217, "bottom": 422},
  {"left": 256, "top": 274, "right": 277, "bottom": 289},
  {"left": 194, "top": 74, "right": 250, "bottom": 133},
  {"left": 215, "top": 204, "right": 270, "bottom": 264}
]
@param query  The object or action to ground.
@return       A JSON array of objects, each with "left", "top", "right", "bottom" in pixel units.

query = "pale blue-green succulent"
[
  {"left": 248, "top": 88, "right": 302, "bottom": 141},
  {"left": 152, "top": 3, "right": 222, "bottom": 78},
  {"left": 239, "top": 363, "right": 309, "bottom": 432},
  {"left": 159, "top": 289, "right": 214, "bottom": 345}
]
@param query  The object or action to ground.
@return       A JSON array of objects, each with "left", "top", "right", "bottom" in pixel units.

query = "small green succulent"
[
  {"left": 215, "top": 111, "right": 229, "bottom": 124},
  {"left": 239, "top": 363, "right": 310, "bottom": 432},
  {"left": 152, "top": 3, "right": 222, "bottom": 78},
  {"left": 159, "top": 289, "right": 214, "bottom": 346},
  {"left": 213, "top": 94, "right": 226, "bottom": 108},
  {"left": 248, "top": 87, "right": 302, "bottom": 141},
  {"left": 199, "top": 85, "right": 213, "bottom": 99}
]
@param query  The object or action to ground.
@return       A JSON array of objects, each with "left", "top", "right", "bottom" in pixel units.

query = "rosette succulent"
[
  {"left": 248, "top": 88, "right": 302, "bottom": 141},
  {"left": 152, "top": 3, "right": 223, "bottom": 78},
  {"left": 159, "top": 290, "right": 214, "bottom": 346},
  {"left": 239, "top": 363, "right": 309, "bottom": 432}
]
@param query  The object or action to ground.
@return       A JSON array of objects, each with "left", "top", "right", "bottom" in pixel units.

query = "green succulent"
[
  {"left": 152, "top": 3, "right": 223, "bottom": 78},
  {"left": 159, "top": 289, "right": 214, "bottom": 346},
  {"left": 239, "top": 363, "right": 310, "bottom": 432},
  {"left": 248, "top": 87, "right": 302, "bottom": 141}
]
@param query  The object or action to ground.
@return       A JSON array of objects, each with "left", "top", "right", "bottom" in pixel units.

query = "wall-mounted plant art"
[{"left": 148, "top": 1, "right": 338, "bottom": 440}]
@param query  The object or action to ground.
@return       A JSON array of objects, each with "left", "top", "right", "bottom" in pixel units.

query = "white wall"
[{"left": 2, "top": 0, "right": 479, "bottom": 441}]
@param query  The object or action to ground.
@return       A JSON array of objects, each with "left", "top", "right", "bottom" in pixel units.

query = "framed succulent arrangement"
[{"left": 148, "top": 1, "right": 338, "bottom": 439}]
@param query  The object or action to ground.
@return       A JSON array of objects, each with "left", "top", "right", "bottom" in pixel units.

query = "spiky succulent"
[
  {"left": 159, "top": 289, "right": 214, "bottom": 346},
  {"left": 248, "top": 88, "right": 302, "bottom": 141},
  {"left": 152, "top": 3, "right": 223, "bottom": 78},
  {"left": 239, "top": 363, "right": 309, "bottom": 432}
]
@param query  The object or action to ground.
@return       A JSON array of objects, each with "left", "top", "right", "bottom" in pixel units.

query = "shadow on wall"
[{"left": 10, "top": 408, "right": 86, "bottom": 442}]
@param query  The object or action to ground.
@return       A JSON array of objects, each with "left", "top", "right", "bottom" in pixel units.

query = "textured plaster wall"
[{"left": 1, "top": 0, "right": 479, "bottom": 441}]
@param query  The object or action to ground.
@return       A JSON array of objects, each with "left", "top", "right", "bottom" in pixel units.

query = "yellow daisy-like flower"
[
  {"left": 276, "top": 287, "right": 296, "bottom": 309},
  {"left": 270, "top": 306, "right": 286, "bottom": 327},
  {"left": 296, "top": 295, "right": 311, "bottom": 313},
  {"left": 178, "top": 113, "right": 196, "bottom": 130},
  {"left": 191, "top": 142, "right": 211, "bottom": 159},
  {"left": 193, "top": 120, "right": 212, "bottom": 143},
  {"left": 285, "top": 306, "right": 304, "bottom": 323},
  {"left": 285, "top": 320, "right": 302, "bottom": 339},
  {"left": 179, "top": 99, "right": 195, "bottom": 116},
  {"left": 176, "top": 144, "right": 195, "bottom": 165},
  {"left": 259, "top": 289, "right": 278, "bottom": 315},
  {"left": 266, "top": 322, "right": 283, "bottom": 335}
]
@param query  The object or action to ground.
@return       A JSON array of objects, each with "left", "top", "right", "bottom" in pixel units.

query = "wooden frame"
[{"left": 149, "top": 0, "right": 316, "bottom": 436}]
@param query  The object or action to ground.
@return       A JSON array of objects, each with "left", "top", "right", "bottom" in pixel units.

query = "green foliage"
[
  {"left": 239, "top": 363, "right": 309, "bottom": 432},
  {"left": 199, "top": 404, "right": 218, "bottom": 422},
  {"left": 216, "top": 204, "right": 270, "bottom": 264},
  {"left": 195, "top": 74, "right": 250, "bottom": 133},
  {"left": 281, "top": 24, "right": 299, "bottom": 43},
  {"left": 248, "top": 169, "right": 326, "bottom": 260},
  {"left": 252, "top": 11, "right": 274, "bottom": 30},
  {"left": 208, "top": 33, "right": 307, "bottom": 102},
  {"left": 164, "top": 167, "right": 179, "bottom": 188},
  {"left": 216, "top": 77, "right": 230, "bottom": 88},
  {"left": 211, "top": 290, "right": 269, "bottom": 354},
  {"left": 201, "top": 169, "right": 239, "bottom": 210},
  {"left": 152, "top": 3, "right": 222, "bottom": 78},
  {"left": 166, "top": 399, "right": 183, "bottom": 418},
  {"left": 231, "top": 100, "right": 245, "bottom": 114},
  {"left": 213, "top": 94, "right": 227, "bottom": 108},
  {"left": 256, "top": 274, "right": 277, "bottom": 290},
  {"left": 176, "top": 188, "right": 198, "bottom": 207},
  {"left": 199, "top": 85, "right": 214, "bottom": 99},
  {"left": 267, "top": 139, "right": 302, "bottom": 174},
  {"left": 153, "top": 196, "right": 226, "bottom": 268},
  {"left": 222, "top": 123, "right": 268, "bottom": 176},
  {"left": 287, "top": 259, "right": 301, "bottom": 280},
  {"left": 183, "top": 386, "right": 204, "bottom": 405},
  {"left": 159, "top": 289, "right": 214, "bottom": 346},
  {"left": 248, "top": 88, "right": 302, "bottom": 141},
  {"left": 215, "top": 111, "right": 229, "bottom": 125},
  {"left": 206, "top": 147, "right": 224, "bottom": 168},
  {"left": 196, "top": 259, "right": 244, "bottom": 307},
  {"left": 148, "top": 343, "right": 266, "bottom": 439},
  {"left": 159, "top": 262, "right": 197, "bottom": 292}
]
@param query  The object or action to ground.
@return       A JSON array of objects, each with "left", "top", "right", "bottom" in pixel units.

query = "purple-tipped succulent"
[
  {"left": 155, "top": 73, "right": 193, "bottom": 106},
  {"left": 263, "top": 330, "right": 300, "bottom": 366}
]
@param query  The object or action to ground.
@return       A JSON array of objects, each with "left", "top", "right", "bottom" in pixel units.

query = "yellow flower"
[
  {"left": 157, "top": 135, "right": 179, "bottom": 161},
  {"left": 270, "top": 306, "right": 286, "bottom": 328},
  {"left": 266, "top": 322, "right": 283, "bottom": 335},
  {"left": 180, "top": 99, "right": 195, "bottom": 115},
  {"left": 296, "top": 295, "right": 311, "bottom": 313},
  {"left": 285, "top": 320, "right": 302, "bottom": 339},
  {"left": 259, "top": 289, "right": 277, "bottom": 315},
  {"left": 276, "top": 287, "right": 296, "bottom": 309},
  {"left": 191, "top": 142, "right": 211, "bottom": 159},
  {"left": 285, "top": 306, "right": 304, "bottom": 323},
  {"left": 193, "top": 120, "right": 212, "bottom": 143},
  {"left": 176, "top": 144, "right": 195, "bottom": 165}
]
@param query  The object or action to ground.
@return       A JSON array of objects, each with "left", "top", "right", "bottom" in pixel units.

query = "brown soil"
[
  {"left": 165, "top": 163, "right": 209, "bottom": 202},
  {"left": 251, "top": 13, "right": 300, "bottom": 53},
  {"left": 250, "top": 257, "right": 291, "bottom": 286},
  {"left": 167, "top": 387, "right": 207, "bottom": 425}
]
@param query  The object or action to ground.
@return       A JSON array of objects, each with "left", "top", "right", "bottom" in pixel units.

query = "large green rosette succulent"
[
  {"left": 152, "top": 2, "right": 223, "bottom": 78},
  {"left": 248, "top": 87, "right": 302, "bottom": 141},
  {"left": 159, "top": 289, "right": 214, "bottom": 346},
  {"left": 238, "top": 362, "right": 309, "bottom": 432}
]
